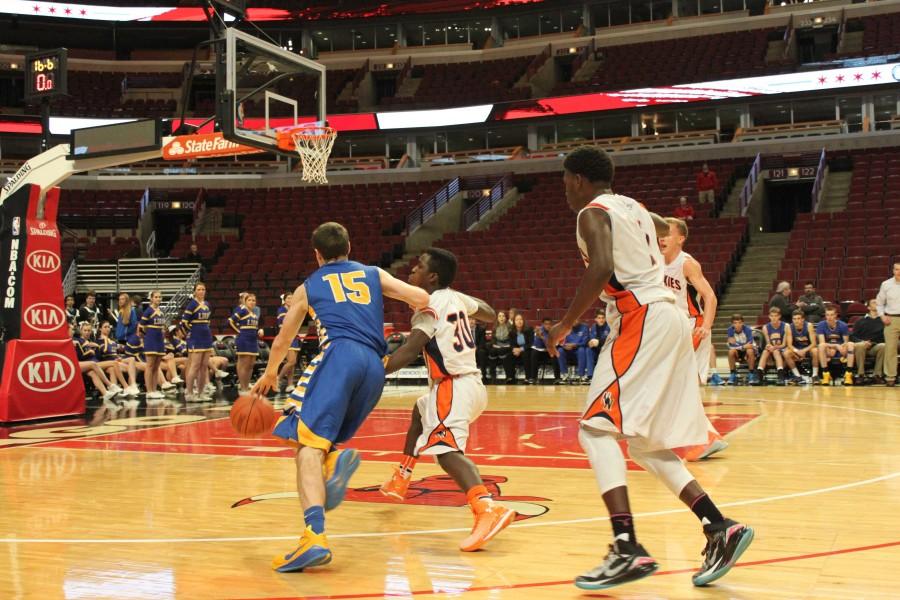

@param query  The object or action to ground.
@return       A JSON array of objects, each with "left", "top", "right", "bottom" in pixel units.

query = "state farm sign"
[
  {"left": 162, "top": 133, "right": 261, "bottom": 160},
  {"left": 17, "top": 352, "right": 76, "bottom": 393}
]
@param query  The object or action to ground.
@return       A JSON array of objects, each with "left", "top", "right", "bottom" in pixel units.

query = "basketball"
[{"left": 230, "top": 394, "right": 276, "bottom": 437}]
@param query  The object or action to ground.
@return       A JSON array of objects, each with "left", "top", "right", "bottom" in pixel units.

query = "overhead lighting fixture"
[{"left": 569, "top": 47, "right": 578, "bottom": 54}]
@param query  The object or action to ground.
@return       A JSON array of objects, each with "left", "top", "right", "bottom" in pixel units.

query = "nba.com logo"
[
  {"left": 16, "top": 352, "right": 76, "bottom": 393},
  {"left": 24, "top": 303, "right": 66, "bottom": 333},
  {"left": 11, "top": 217, "right": 20, "bottom": 236},
  {"left": 26, "top": 250, "right": 60, "bottom": 274}
]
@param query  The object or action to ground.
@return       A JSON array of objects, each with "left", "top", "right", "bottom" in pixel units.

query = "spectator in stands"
[
  {"left": 769, "top": 281, "right": 796, "bottom": 319},
  {"left": 585, "top": 311, "right": 610, "bottom": 375},
  {"left": 185, "top": 243, "right": 202, "bottom": 262},
  {"left": 64, "top": 295, "right": 77, "bottom": 326},
  {"left": 696, "top": 162, "right": 718, "bottom": 204},
  {"left": 77, "top": 291, "right": 102, "bottom": 334},
  {"left": 876, "top": 262, "right": 900, "bottom": 387},
  {"left": 726, "top": 314, "right": 758, "bottom": 385},
  {"left": 785, "top": 309, "right": 818, "bottom": 383},
  {"left": 113, "top": 292, "right": 139, "bottom": 344},
  {"left": 816, "top": 305, "right": 854, "bottom": 386},
  {"left": 673, "top": 196, "right": 695, "bottom": 221},
  {"left": 557, "top": 320, "right": 589, "bottom": 384},
  {"left": 527, "top": 317, "right": 559, "bottom": 384},
  {"left": 474, "top": 321, "right": 489, "bottom": 377},
  {"left": 851, "top": 299, "right": 886, "bottom": 385},
  {"left": 797, "top": 283, "right": 826, "bottom": 323},
  {"left": 488, "top": 311, "right": 515, "bottom": 384},
  {"left": 509, "top": 313, "right": 532, "bottom": 383}
]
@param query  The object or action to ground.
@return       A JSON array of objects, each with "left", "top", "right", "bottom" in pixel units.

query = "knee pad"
[
  {"left": 626, "top": 441, "right": 694, "bottom": 497},
  {"left": 578, "top": 427, "right": 627, "bottom": 494}
]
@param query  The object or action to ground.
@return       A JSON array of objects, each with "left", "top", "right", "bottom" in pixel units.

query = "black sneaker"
[
  {"left": 692, "top": 519, "right": 755, "bottom": 586},
  {"left": 574, "top": 538, "right": 659, "bottom": 590}
]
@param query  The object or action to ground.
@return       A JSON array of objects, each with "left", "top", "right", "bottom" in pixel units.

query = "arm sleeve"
[
  {"left": 876, "top": 283, "right": 887, "bottom": 316},
  {"left": 411, "top": 309, "right": 438, "bottom": 339}
]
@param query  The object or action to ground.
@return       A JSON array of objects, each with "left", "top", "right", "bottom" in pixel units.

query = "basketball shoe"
[
  {"left": 272, "top": 525, "right": 332, "bottom": 573},
  {"left": 323, "top": 448, "right": 360, "bottom": 511},
  {"left": 684, "top": 431, "right": 729, "bottom": 462},
  {"left": 379, "top": 467, "right": 411, "bottom": 502},
  {"left": 574, "top": 536, "right": 659, "bottom": 590},
  {"left": 459, "top": 499, "right": 516, "bottom": 552},
  {"left": 821, "top": 372, "right": 832, "bottom": 385},
  {"left": 692, "top": 519, "right": 754, "bottom": 586}
]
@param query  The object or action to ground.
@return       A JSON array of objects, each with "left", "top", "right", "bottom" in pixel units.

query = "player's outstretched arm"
[
  {"left": 251, "top": 283, "right": 307, "bottom": 398},
  {"left": 379, "top": 268, "right": 430, "bottom": 310},
  {"left": 548, "top": 208, "right": 614, "bottom": 354},
  {"left": 649, "top": 211, "right": 670, "bottom": 237},
  {"left": 384, "top": 329, "right": 430, "bottom": 374},
  {"left": 464, "top": 294, "right": 496, "bottom": 324},
  {"left": 684, "top": 257, "right": 717, "bottom": 338}
]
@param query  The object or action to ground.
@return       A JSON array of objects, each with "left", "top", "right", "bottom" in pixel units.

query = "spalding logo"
[
  {"left": 26, "top": 250, "right": 60, "bottom": 274},
  {"left": 17, "top": 352, "right": 76, "bottom": 393},
  {"left": 24, "top": 303, "right": 66, "bottom": 332}
]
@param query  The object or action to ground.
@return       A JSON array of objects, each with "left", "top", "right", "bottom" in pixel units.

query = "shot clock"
[{"left": 24, "top": 49, "right": 67, "bottom": 101}]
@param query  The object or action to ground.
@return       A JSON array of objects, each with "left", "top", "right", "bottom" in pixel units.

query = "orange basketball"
[{"left": 230, "top": 395, "right": 276, "bottom": 437}]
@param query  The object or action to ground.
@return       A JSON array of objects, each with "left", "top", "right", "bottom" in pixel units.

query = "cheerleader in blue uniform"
[
  {"left": 97, "top": 320, "right": 139, "bottom": 396},
  {"left": 182, "top": 282, "right": 214, "bottom": 401},
  {"left": 276, "top": 291, "right": 302, "bottom": 393},
  {"left": 163, "top": 326, "right": 188, "bottom": 385},
  {"left": 73, "top": 321, "right": 120, "bottom": 403},
  {"left": 229, "top": 292, "right": 262, "bottom": 392},
  {"left": 139, "top": 290, "right": 167, "bottom": 400}
]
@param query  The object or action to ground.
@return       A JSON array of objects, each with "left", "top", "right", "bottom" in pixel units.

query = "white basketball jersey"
[
  {"left": 576, "top": 193, "right": 674, "bottom": 320},
  {"left": 664, "top": 250, "right": 703, "bottom": 321},
  {"left": 411, "top": 288, "right": 481, "bottom": 380}
]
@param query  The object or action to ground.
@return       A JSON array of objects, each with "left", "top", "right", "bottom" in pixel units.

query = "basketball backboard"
[{"left": 219, "top": 28, "right": 325, "bottom": 156}]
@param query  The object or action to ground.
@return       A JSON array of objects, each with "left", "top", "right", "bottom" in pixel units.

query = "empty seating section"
[
  {"left": 33, "top": 71, "right": 180, "bottom": 118},
  {"left": 384, "top": 165, "right": 748, "bottom": 327},
  {"left": 554, "top": 29, "right": 777, "bottom": 95},
  {"left": 381, "top": 58, "right": 532, "bottom": 108},
  {"left": 239, "top": 68, "right": 360, "bottom": 116},
  {"left": 769, "top": 148, "right": 900, "bottom": 321},
  {"left": 843, "top": 13, "right": 900, "bottom": 58},
  {"left": 170, "top": 233, "right": 235, "bottom": 260},
  {"left": 58, "top": 189, "right": 142, "bottom": 229},
  {"left": 204, "top": 181, "right": 445, "bottom": 329}
]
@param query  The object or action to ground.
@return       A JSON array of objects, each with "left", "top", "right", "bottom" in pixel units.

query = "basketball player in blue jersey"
[
  {"left": 816, "top": 305, "right": 854, "bottom": 385},
  {"left": 758, "top": 307, "right": 793, "bottom": 385},
  {"left": 251, "top": 222, "right": 430, "bottom": 573},
  {"left": 785, "top": 309, "right": 817, "bottom": 384}
]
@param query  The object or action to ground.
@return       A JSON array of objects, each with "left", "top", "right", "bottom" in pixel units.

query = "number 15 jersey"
[
  {"left": 412, "top": 288, "right": 480, "bottom": 380},
  {"left": 576, "top": 193, "right": 674, "bottom": 317}
]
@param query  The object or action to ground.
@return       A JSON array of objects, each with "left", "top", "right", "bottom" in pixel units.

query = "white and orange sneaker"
[
  {"left": 683, "top": 431, "right": 729, "bottom": 462},
  {"left": 379, "top": 467, "right": 411, "bottom": 502},
  {"left": 459, "top": 500, "right": 516, "bottom": 552}
]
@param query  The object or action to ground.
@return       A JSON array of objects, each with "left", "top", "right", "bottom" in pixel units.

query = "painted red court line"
[{"left": 232, "top": 540, "right": 900, "bottom": 600}]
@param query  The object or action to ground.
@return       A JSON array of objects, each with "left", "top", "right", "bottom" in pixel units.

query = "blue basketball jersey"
[
  {"left": 304, "top": 260, "right": 386, "bottom": 356},
  {"left": 765, "top": 321, "right": 786, "bottom": 347},
  {"left": 790, "top": 321, "right": 811, "bottom": 348}
]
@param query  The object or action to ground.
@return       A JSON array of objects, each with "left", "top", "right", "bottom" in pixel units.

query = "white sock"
[
  {"left": 792, "top": 368, "right": 800, "bottom": 377},
  {"left": 813, "top": 366, "right": 819, "bottom": 376}
]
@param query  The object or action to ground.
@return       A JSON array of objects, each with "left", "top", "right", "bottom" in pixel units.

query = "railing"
[
  {"left": 811, "top": 148, "right": 827, "bottom": 213},
  {"left": 836, "top": 8, "right": 847, "bottom": 54},
  {"left": 75, "top": 259, "right": 202, "bottom": 297},
  {"left": 62, "top": 259, "right": 78, "bottom": 298},
  {"left": 145, "top": 231, "right": 156, "bottom": 258},
  {"left": 462, "top": 174, "right": 513, "bottom": 230},
  {"left": 159, "top": 265, "right": 203, "bottom": 322},
  {"left": 405, "top": 177, "right": 461, "bottom": 233},
  {"left": 395, "top": 58, "right": 412, "bottom": 89},
  {"left": 782, "top": 14, "right": 794, "bottom": 62},
  {"left": 740, "top": 152, "right": 762, "bottom": 217}
]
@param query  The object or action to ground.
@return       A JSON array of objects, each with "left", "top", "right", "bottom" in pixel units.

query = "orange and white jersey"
[
  {"left": 663, "top": 250, "right": 703, "bottom": 322},
  {"left": 576, "top": 193, "right": 674, "bottom": 319},
  {"left": 411, "top": 288, "right": 481, "bottom": 381}
]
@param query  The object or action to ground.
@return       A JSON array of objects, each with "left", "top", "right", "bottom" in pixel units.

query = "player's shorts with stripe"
[
  {"left": 582, "top": 300, "right": 707, "bottom": 451},
  {"left": 414, "top": 372, "right": 487, "bottom": 456},
  {"left": 272, "top": 339, "right": 385, "bottom": 451},
  {"left": 690, "top": 316, "right": 712, "bottom": 385}
]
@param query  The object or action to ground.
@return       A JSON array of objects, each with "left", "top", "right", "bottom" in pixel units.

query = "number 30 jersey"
[
  {"left": 304, "top": 260, "right": 386, "bottom": 356},
  {"left": 576, "top": 193, "right": 675, "bottom": 318},
  {"left": 411, "top": 288, "right": 481, "bottom": 381}
]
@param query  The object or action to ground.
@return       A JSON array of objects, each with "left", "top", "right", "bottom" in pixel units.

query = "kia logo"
[
  {"left": 16, "top": 352, "right": 76, "bottom": 393},
  {"left": 26, "top": 250, "right": 60, "bottom": 274},
  {"left": 24, "top": 303, "right": 66, "bottom": 332}
]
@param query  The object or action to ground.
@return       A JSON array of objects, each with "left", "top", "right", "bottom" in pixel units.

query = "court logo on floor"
[{"left": 232, "top": 474, "right": 550, "bottom": 521}]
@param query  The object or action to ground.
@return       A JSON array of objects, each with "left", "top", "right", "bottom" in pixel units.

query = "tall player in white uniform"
[
  {"left": 548, "top": 147, "right": 753, "bottom": 591},
  {"left": 378, "top": 248, "right": 517, "bottom": 552},
  {"left": 659, "top": 217, "right": 729, "bottom": 462}
]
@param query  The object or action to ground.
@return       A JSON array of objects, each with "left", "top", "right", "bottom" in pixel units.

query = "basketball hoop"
[{"left": 276, "top": 124, "right": 336, "bottom": 184}]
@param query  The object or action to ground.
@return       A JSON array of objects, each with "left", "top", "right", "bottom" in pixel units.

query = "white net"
[{"left": 291, "top": 125, "right": 336, "bottom": 184}]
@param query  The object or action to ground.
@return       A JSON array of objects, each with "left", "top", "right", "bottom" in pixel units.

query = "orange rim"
[{"left": 275, "top": 125, "right": 335, "bottom": 151}]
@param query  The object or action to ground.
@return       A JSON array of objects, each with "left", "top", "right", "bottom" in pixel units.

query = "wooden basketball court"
[{"left": 1, "top": 385, "right": 898, "bottom": 599}]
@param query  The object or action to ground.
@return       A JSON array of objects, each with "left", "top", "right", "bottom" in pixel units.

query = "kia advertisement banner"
[{"left": 0, "top": 184, "right": 84, "bottom": 422}]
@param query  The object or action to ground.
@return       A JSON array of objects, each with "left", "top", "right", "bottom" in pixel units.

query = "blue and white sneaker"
[
  {"left": 727, "top": 373, "right": 738, "bottom": 386},
  {"left": 708, "top": 373, "right": 724, "bottom": 386},
  {"left": 692, "top": 519, "right": 754, "bottom": 586},
  {"left": 324, "top": 448, "right": 361, "bottom": 511},
  {"left": 575, "top": 537, "right": 659, "bottom": 590}
]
